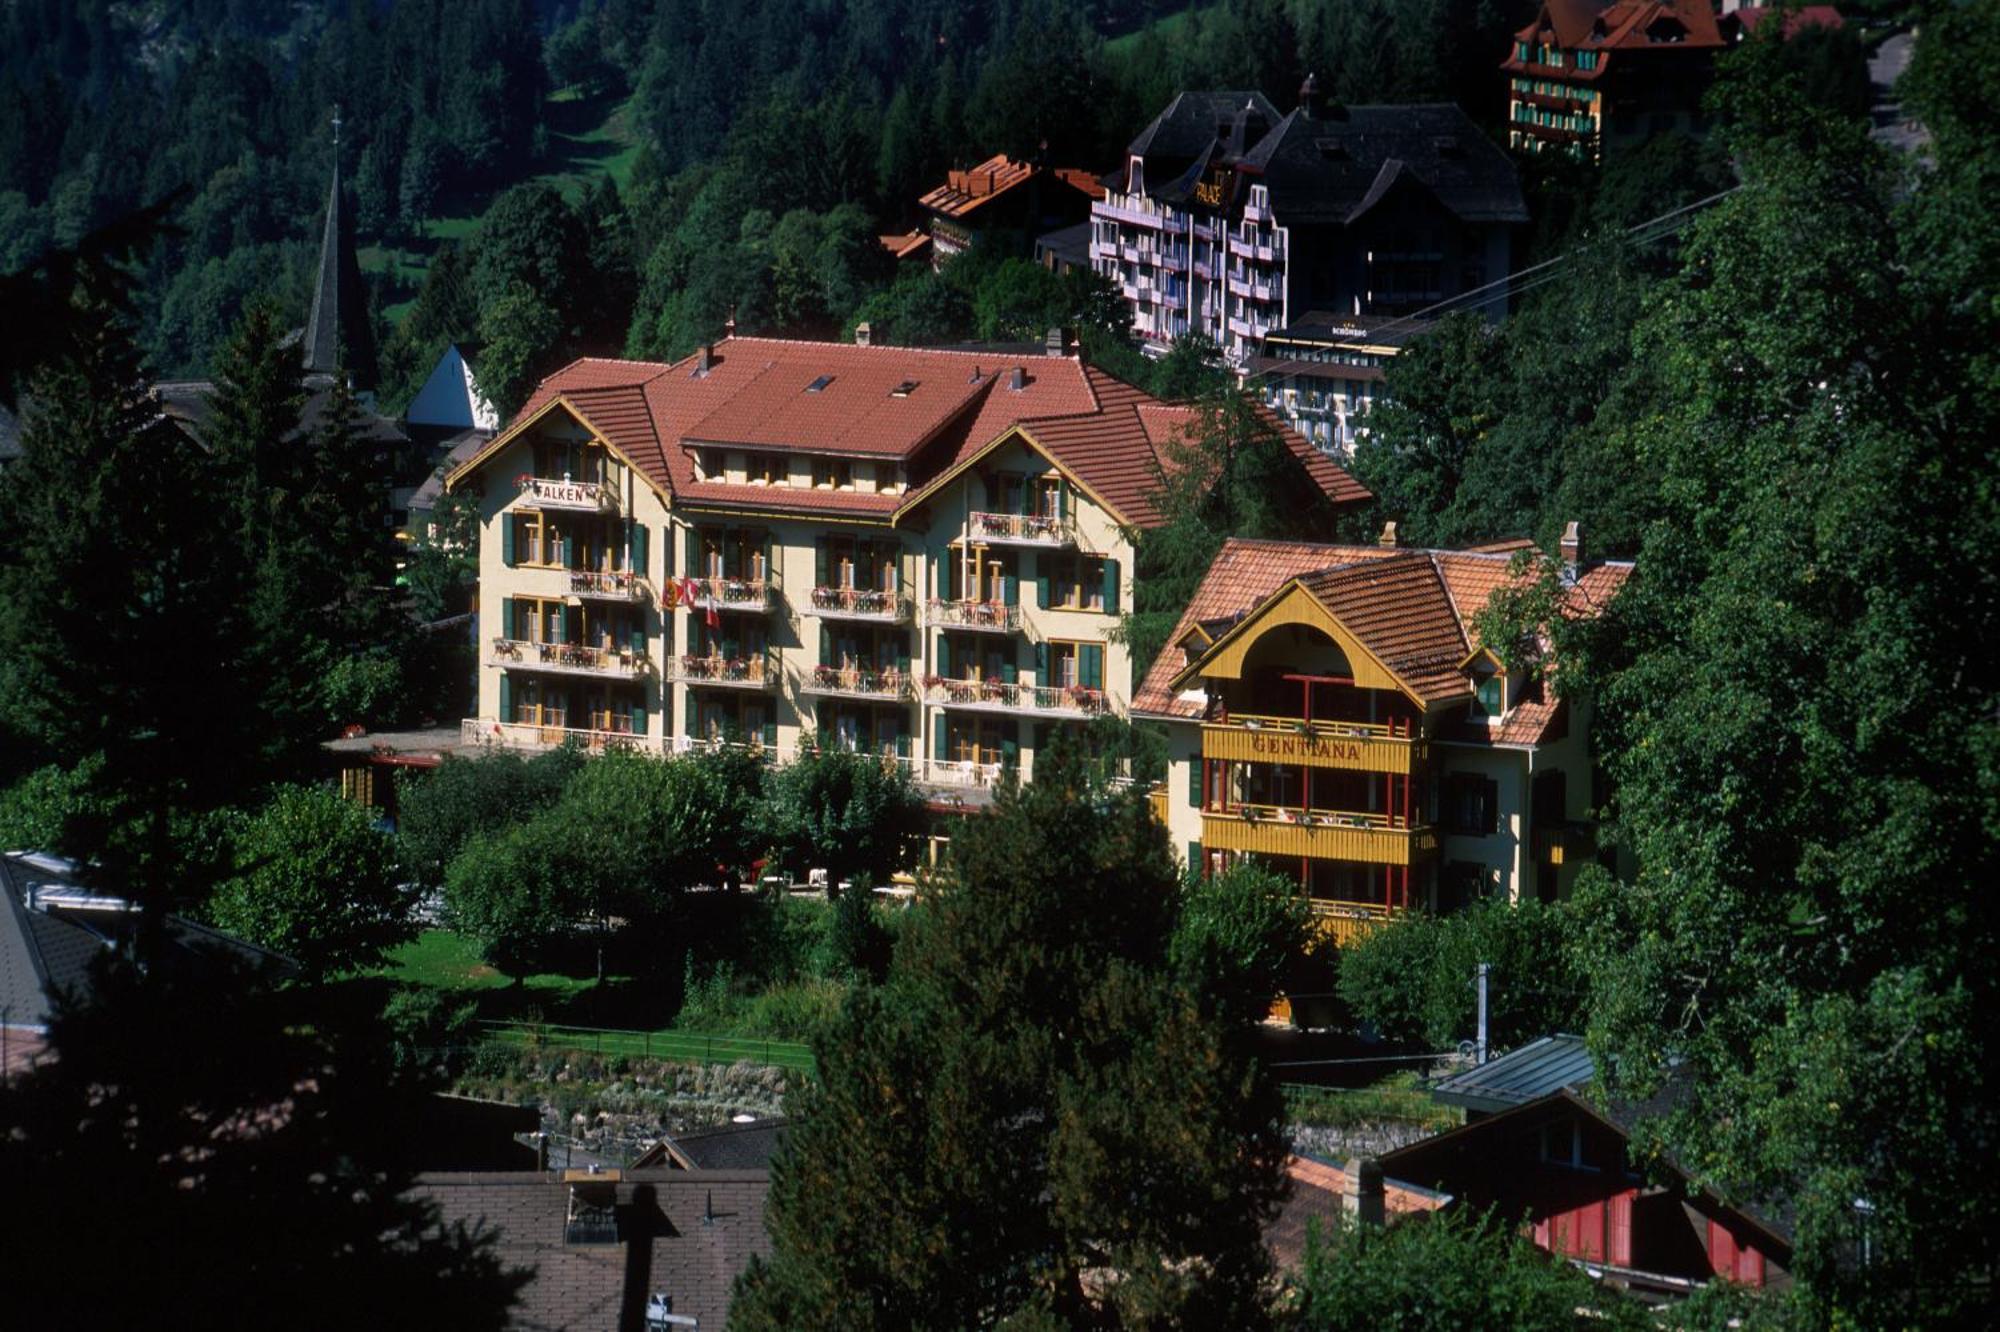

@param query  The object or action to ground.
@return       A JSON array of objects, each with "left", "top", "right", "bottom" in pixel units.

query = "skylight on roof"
[
  {"left": 891, "top": 380, "right": 919, "bottom": 397},
  {"left": 806, "top": 374, "right": 835, "bottom": 393}
]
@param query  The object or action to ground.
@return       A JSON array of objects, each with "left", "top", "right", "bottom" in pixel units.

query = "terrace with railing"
[
  {"left": 923, "top": 676, "right": 1110, "bottom": 718},
  {"left": 808, "top": 586, "right": 910, "bottom": 623},
  {"left": 460, "top": 717, "right": 645, "bottom": 753},
  {"left": 670, "top": 649, "right": 778, "bottom": 689},
  {"left": 926, "top": 598, "right": 1021, "bottom": 633},
  {"left": 1201, "top": 802, "right": 1436, "bottom": 865},
  {"left": 684, "top": 574, "right": 778, "bottom": 614},
  {"left": 488, "top": 638, "right": 649, "bottom": 680},
  {"left": 966, "top": 511, "right": 1073, "bottom": 547},
  {"left": 568, "top": 569, "right": 649, "bottom": 603},
  {"left": 1201, "top": 712, "right": 1425, "bottom": 774},
  {"left": 799, "top": 663, "right": 914, "bottom": 702}
]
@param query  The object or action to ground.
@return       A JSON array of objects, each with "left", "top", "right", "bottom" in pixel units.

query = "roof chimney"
[
  {"left": 1378, "top": 520, "right": 1400, "bottom": 548},
  {"left": 695, "top": 344, "right": 712, "bottom": 375},
  {"left": 1343, "top": 1157, "right": 1386, "bottom": 1227},
  {"left": 854, "top": 322, "right": 872, "bottom": 348},
  {"left": 1559, "top": 520, "right": 1582, "bottom": 576},
  {"left": 724, "top": 311, "right": 736, "bottom": 338},
  {"left": 1045, "top": 326, "right": 1066, "bottom": 358},
  {"left": 1299, "top": 72, "right": 1327, "bottom": 120},
  {"left": 1009, "top": 366, "right": 1027, "bottom": 391}
]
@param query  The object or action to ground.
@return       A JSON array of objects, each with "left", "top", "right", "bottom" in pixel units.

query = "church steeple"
[{"left": 302, "top": 106, "right": 377, "bottom": 390}]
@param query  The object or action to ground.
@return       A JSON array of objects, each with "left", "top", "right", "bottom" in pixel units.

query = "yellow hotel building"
[
  {"left": 446, "top": 334, "right": 1367, "bottom": 790},
  {"left": 1133, "top": 529, "right": 1630, "bottom": 942}
]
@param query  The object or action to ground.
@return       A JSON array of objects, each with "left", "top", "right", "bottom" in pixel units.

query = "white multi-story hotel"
[{"left": 445, "top": 333, "right": 1369, "bottom": 792}]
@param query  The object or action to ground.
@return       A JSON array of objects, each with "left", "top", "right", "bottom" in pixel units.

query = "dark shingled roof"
[
  {"left": 1430, "top": 1034, "right": 1597, "bottom": 1113},
  {"left": 415, "top": 1169, "right": 771, "bottom": 1331},
  {"left": 632, "top": 1117, "right": 790, "bottom": 1171},
  {"left": 1235, "top": 104, "right": 1530, "bottom": 226},
  {"left": 1127, "top": 90, "right": 1282, "bottom": 181},
  {"left": 301, "top": 151, "right": 378, "bottom": 390}
]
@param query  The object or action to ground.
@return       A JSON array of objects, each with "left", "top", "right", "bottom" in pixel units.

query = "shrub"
[{"left": 1170, "top": 863, "right": 1311, "bottom": 1023}]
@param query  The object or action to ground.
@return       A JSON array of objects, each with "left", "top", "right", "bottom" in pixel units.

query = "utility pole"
[{"left": 1475, "top": 962, "right": 1490, "bottom": 1066}]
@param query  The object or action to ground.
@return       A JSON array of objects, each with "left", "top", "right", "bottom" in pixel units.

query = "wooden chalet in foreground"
[
  {"left": 1134, "top": 526, "right": 1630, "bottom": 944},
  {"left": 445, "top": 333, "right": 1367, "bottom": 794}
]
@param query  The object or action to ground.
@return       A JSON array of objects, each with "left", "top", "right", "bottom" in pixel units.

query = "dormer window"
[
  {"left": 812, "top": 456, "right": 852, "bottom": 490},
  {"left": 1475, "top": 674, "right": 1503, "bottom": 716},
  {"left": 749, "top": 453, "right": 784, "bottom": 486}
]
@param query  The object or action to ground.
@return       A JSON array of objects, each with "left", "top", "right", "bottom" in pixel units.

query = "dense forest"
[{"left": 0, "top": 0, "right": 1535, "bottom": 395}]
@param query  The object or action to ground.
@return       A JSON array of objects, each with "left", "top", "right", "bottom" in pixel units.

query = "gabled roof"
[
  {"left": 631, "top": 1117, "right": 789, "bottom": 1171},
  {"left": 300, "top": 151, "right": 377, "bottom": 389},
  {"left": 1127, "top": 90, "right": 1282, "bottom": 181},
  {"left": 1505, "top": 0, "right": 1724, "bottom": 72},
  {"left": 1133, "top": 539, "right": 1632, "bottom": 730},
  {"left": 1234, "top": 104, "right": 1530, "bottom": 226},
  {"left": 1431, "top": 1035, "right": 1595, "bottom": 1113},
  {"left": 453, "top": 339, "right": 1369, "bottom": 529}
]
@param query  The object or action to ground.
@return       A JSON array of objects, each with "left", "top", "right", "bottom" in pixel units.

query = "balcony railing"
[
  {"left": 516, "top": 475, "right": 618, "bottom": 513},
  {"left": 921, "top": 757, "right": 1005, "bottom": 790},
  {"left": 800, "top": 664, "right": 914, "bottom": 702},
  {"left": 808, "top": 586, "right": 910, "bottom": 623},
  {"left": 1202, "top": 714, "right": 1424, "bottom": 774},
  {"left": 569, "top": 570, "right": 649, "bottom": 603},
  {"left": 924, "top": 676, "right": 1110, "bottom": 718},
  {"left": 671, "top": 734, "right": 777, "bottom": 761},
  {"left": 685, "top": 575, "right": 777, "bottom": 614},
  {"left": 461, "top": 717, "right": 645, "bottom": 753},
  {"left": 1307, "top": 899, "right": 1399, "bottom": 948},
  {"left": 1201, "top": 804, "right": 1436, "bottom": 866},
  {"left": 490, "top": 638, "right": 648, "bottom": 680},
  {"left": 671, "top": 650, "right": 777, "bottom": 689},
  {"left": 926, "top": 599, "right": 1021, "bottom": 633},
  {"left": 966, "top": 511, "right": 1073, "bottom": 547}
]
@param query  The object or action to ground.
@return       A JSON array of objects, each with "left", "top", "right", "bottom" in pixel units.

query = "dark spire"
[{"left": 302, "top": 105, "right": 377, "bottom": 390}]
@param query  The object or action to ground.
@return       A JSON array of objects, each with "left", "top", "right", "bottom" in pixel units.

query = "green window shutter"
[
  {"left": 1100, "top": 559, "right": 1119, "bottom": 612},
  {"left": 762, "top": 721, "right": 777, "bottom": 748},
  {"left": 1187, "top": 759, "right": 1202, "bottom": 806},
  {"left": 1187, "top": 841, "right": 1202, "bottom": 871},
  {"left": 1081, "top": 644, "right": 1103, "bottom": 691},
  {"left": 896, "top": 643, "right": 910, "bottom": 674},
  {"left": 560, "top": 603, "right": 574, "bottom": 642},
  {"left": 684, "top": 689, "right": 698, "bottom": 736},
  {"left": 937, "top": 636, "right": 951, "bottom": 677},
  {"left": 896, "top": 732, "right": 911, "bottom": 759},
  {"left": 762, "top": 531, "right": 774, "bottom": 581},
  {"left": 499, "top": 596, "right": 514, "bottom": 639},
  {"left": 1015, "top": 476, "right": 1030, "bottom": 515},
  {"left": 1001, "top": 658, "right": 1017, "bottom": 684},
  {"left": 1001, "top": 573, "right": 1018, "bottom": 606},
  {"left": 561, "top": 535, "right": 576, "bottom": 568},
  {"left": 630, "top": 523, "right": 649, "bottom": 579},
  {"left": 629, "top": 619, "right": 645, "bottom": 654},
  {"left": 1056, "top": 477, "right": 1069, "bottom": 519},
  {"left": 1035, "top": 568, "right": 1051, "bottom": 608},
  {"left": 819, "top": 626, "right": 831, "bottom": 665},
  {"left": 1035, "top": 641, "right": 1049, "bottom": 679},
  {"left": 1001, "top": 737, "right": 1018, "bottom": 762},
  {"left": 934, "top": 727, "right": 949, "bottom": 762},
  {"left": 501, "top": 516, "right": 516, "bottom": 566},
  {"left": 684, "top": 526, "right": 699, "bottom": 577},
  {"left": 815, "top": 543, "right": 829, "bottom": 587},
  {"left": 630, "top": 699, "right": 648, "bottom": 736},
  {"left": 499, "top": 673, "right": 512, "bottom": 721}
]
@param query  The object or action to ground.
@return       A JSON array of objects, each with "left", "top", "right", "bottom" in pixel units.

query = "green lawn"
[
  {"left": 1104, "top": 3, "right": 1214, "bottom": 59},
  {"left": 380, "top": 928, "right": 611, "bottom": 1008},
  {"left": 356, "top": 90, "right": 640, "bottom": 319}
]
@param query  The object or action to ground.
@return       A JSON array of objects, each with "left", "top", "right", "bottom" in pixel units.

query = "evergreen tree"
[{"left": 731, "top": 746, "right": 1287, "bottom": 1330}]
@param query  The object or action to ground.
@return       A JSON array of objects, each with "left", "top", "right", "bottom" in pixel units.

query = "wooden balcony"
[
  {"left": 1308, "top": 899, "right": 1400, "bottom": 948},
  {"left": 799, "top": 664, "right": 915, "bottom": 703},
  {"left": 966, "top": 511, "right": 1073, "bottom": 547},
  {"left": 569, "top": 570, "right": 649, "bottom": 604},
  {"left": 516, "top": 476, "right": 618, "bottom": 514},
  {"left": 489, "top": 638, "right": 648, "bottom": 680},
  {"left": 1201, "top": 805, "right": 1436, "bottom": 866},
  {"left": 924, "top": 676, "right": 1110, "bottom": 718},
  {"left": 808, "top": 585, "right": 910, "bottom": 624},
  {"left": 926, "top": 599, "right": 1021, "bottom": 633},
  {"left": 670, "top": 650, "right": 777, "bottom": 690},
  {"left": 1202, "top": 715, "right": 1424, "bottom": 774},
  {"left": 1531, "top": 821, "right": 1594, "bottom": 866},
  {"left": 685, "top": 575, "right": 777, "bottom": 614}
]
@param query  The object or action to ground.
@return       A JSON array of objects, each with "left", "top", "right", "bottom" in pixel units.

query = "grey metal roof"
[
  {"left": 1235, "top": 103, "right": 1530, "bottom": 226},
  {"left": 1430, "top": 1034, "right": 1595, "bottom": 1112}
]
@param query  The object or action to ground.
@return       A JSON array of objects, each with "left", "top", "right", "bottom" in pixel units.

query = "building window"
[
  {"left": 748, "top": 453, "right": 784, "bottom": 486},
  {"left": 1539, "top": 1119, "right": 1590, "bottom": 1170},
  {"left": 1445, "top": 774, "right": 1499, "bottom": 836},
  {"left": 812, "top": 456, "right": 853, "bottom": 489},
  {"left": 1043, "top": 553, "right": 1109, "bottom": 611},
  {"left": 1472, "top": 672, "right": 1504, "bottom": 717},
  {"left": 1032, "top": 476, "right": 1065, "bottom": 519}
]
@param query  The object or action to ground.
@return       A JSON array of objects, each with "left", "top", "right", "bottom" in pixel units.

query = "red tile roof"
[
  {"left": 918, "top": 155, "right": 1105, "bottom": 219},
  {"left": 1133, "top": 538, "right": 1632, "bottom": 743},
  {"left": 1503, "top": 0, "right": 1724, "bottom": 80},
  {"left": 472, "top": 338, "right": 1369, "bottom": 529},
  {"left": 877, "top": 229, "right": 932, "bottom": 260}
]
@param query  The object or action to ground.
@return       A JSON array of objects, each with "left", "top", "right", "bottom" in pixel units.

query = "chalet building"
[
  {"left": 1249, "top": 311, "right": 1431, "bottom": 458},
  {"left": 918, "top": 154, "right": 1105, "bottom": 271},
  {"left": 1132, "top": 528, "right": 1630, "bottom": 944},
  {"left": 1089, "top": 83, "right": 1527, "bottom": 363},
  {"left": 1502, "top": 0, "right": 1726, "bottom": 161},
  {"left": 1383, "top": 1036, "right": 1795, "bottom": 1296},
  {"left": 445, "top": 334, "right": 1367, "bottom": 791}
]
